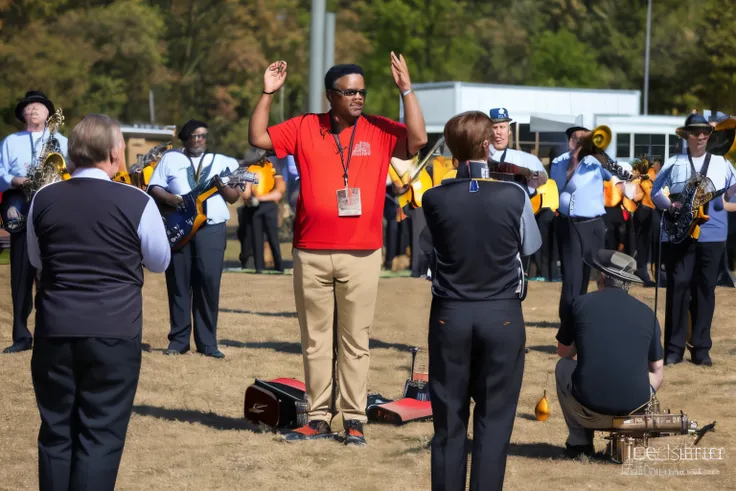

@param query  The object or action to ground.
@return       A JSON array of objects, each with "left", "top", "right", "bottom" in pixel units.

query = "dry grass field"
[{"left": 1, "top": 216, "right": 735, "bottom": 490}]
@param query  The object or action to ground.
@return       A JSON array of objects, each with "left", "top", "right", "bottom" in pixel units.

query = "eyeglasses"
[
  {"left": 688, "top": 129, "right": 712, "bottom": 137},
  {"left": 332, "top": 89, "right": 368, "bottom": 98},
  {"left": 190, "top": 133, "right": 208, "bottom": 140}
]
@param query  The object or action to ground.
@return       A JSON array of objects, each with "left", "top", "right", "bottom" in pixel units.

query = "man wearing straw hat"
[
  {"left": 652, "top": 112, "right": 736, "bottom": 366},
  {"left": 556, "top": 249, "right": 664, "bottom": 458}
]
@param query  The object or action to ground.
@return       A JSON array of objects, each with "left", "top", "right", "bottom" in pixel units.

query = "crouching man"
[{"left": 555, "top": 250, "right": 664, "bottom": 458}]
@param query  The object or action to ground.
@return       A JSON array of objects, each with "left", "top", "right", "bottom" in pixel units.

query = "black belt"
[{"left": 566, "top": 216, "right": 603, "bottom": 223}]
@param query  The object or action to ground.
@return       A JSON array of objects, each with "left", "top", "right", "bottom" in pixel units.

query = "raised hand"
[
  {"left": 390, "top": 51, "right": 412, "bottom": 93},
  {"left": 264, "top": 60, "right": 287, "bottom": 94}
]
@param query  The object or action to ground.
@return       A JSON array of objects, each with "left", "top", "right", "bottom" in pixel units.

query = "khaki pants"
[{"left": 292, "top": 248, "right": 382, "bottom": 423}]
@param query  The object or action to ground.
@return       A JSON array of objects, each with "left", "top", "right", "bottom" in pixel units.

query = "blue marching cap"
[{"left": 489, "top": 107, "right": 512, "bottom": 123}]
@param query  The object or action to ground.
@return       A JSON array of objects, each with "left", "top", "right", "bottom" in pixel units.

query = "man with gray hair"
[
  {"left": 26, "top": 113, "right": 170, "bottom": 490},
  {"left": 555, "top": 250, "right": 664, "bottom": 458}
]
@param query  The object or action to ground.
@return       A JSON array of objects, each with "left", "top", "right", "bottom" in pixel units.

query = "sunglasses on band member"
[
  {"left": 688, "top": 128, "right": 712, "bottom": 137},
  {"left": 332, "top": 88, "right": 368, "bottom": 98},
  {"left": 190, "top": 133, "right": 208, "bottom": 140}
]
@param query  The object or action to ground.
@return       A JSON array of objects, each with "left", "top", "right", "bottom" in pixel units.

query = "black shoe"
[
  {"left": 635, "top": 269, "right": 655, "bottom": 287},
  {"left": 344, "top": 419, "right": 367, "bottom": 447},
  {"left": 280, "top": 420, "right": 339, "bottom": 442},
  {"left": 201, "top": 349, "right": 225, "bottom": 359},
  {"left": 2, "top": 340, "right": 32, "bottom": 354},
  {"left": 690, "top": 352, "right": 713, "bottom": 366},
  {"left": 163, "top": 347, "right": 189, "bottom": 356},
  {"left": 564, "top": 443, "right": 594, "bottom": 459},
  {"left": 664, "top": 353, "right": 683, "bottom": 365}
]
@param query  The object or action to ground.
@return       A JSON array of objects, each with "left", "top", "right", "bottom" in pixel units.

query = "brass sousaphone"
[{"left": 388, "top": 137, "right": 445, "bottom": 208}]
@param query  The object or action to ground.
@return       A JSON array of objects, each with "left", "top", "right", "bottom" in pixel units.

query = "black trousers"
[
  {"left": 556, "top": 215, "right": 606, "bottom": 326},
  {"left": 406, "top": 205, "right": 429, "bottom": 277},
  {"left": 663, "top": 239, "right": 724, "bottom": 358},
  {"left": 529, "top": 209, "right": 558, "bottom": 280},
  {"left": 634, "top": 206, "right": 654, "bottom": 274},
  {"left": 165, "top": 222, "right": 226, "bottom": 354},
  {"left": 237, "top": 206, "right": 254, "bottom": 267},
  {"left": 10, "top": 230, "right": 36, "bottom": 344},
  {"left": 31, "top": 334, "right": 142, "bottom": 491},
  {"left": 603, "top": 206, "right": 634, "bottom": 254},
  {"left": 240, "top": 203, "right": 282, "bottom": 271},
  {"left": 383, "top": 195, "right": 400, "bottom": 269},
  {"left": 429, "top": 299, "right": 525, "bottom": 491}
]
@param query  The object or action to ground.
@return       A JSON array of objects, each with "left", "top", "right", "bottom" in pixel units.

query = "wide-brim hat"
[
  {"left": 565, "top": 125, "right": 590, "bottom": 139},
  {"left": 585, "top": 249, "right": 643, "bottom": 284},
  {"left": 676, "top": 112, "right": 712, "bottom": 139},
  {"left": 15, "top": 91, "right": 55, "bottom": 123}
]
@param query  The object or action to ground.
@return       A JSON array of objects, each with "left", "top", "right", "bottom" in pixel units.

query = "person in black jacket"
[
  {"left": 422, "top": 110, "right": 542, "bottom": 491},
  {"left": 26, "top": 114, "right": 170, "bottom": 491}
]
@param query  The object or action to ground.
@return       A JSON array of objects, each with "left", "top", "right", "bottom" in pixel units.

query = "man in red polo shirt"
[{"left": 248, "top": 53, "right": 427, "bottom": 445}]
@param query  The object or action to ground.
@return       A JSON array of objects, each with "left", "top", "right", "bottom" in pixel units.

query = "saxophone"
[
  {"left": 0, "top": 107, "right": 69, "bottom": 233},
  {"left": 23, "top": 107, "right": 69, "bottom": 201}
]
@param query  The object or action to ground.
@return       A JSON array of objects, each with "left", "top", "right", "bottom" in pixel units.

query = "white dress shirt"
[
  {"left": 147, "top": 150, "right": 239, "bottom": 225},
  {"left": 26, "top": 167, "right": 171, "bottom": 273}
]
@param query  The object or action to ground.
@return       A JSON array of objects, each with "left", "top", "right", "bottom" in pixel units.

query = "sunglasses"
[
  {"left": 688, "top": 129, "right": 712, "bottom": 137},
  {"left": 332, "top": 88, "right": 368, "bottom": 98},
  {"left": 190, "top": 133, "right": 208, "bottom": 140}
]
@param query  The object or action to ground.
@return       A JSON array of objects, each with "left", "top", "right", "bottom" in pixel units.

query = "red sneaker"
[{"left": 280, "top": 420, "right": 338, "bottom": 442}]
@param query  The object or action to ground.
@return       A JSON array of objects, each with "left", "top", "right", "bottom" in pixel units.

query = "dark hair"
[
  {"left": 69, "top": 114, "right": 122, "bottom": 168},
  {"left": 324, "top": 64, "right": 364, "bottom": 91},
  {"left": 443, "top": 111, "right": 493, "bottom": 162}
]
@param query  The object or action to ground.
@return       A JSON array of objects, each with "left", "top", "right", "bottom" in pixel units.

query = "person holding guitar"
[
  {"left": 0, "top": 91, "right": 68, "bottom": 354},
  {"left": 651, "top": 113, "right": 736, "bottom": 366},
  {"left": 248, "top": 55, "right": 427, "bottom": 445},
  {"left": 147, "top": 119, "right": 242, "bottom": 359}
]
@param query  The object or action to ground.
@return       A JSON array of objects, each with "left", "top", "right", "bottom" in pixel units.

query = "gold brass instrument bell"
[{"left": 591, "top": 125, "right": 612, "bottom": 150}]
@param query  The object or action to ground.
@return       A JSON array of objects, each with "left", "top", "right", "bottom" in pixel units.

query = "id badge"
[{"left": 337, "top": 187, "right": 362, "bottom": 216}]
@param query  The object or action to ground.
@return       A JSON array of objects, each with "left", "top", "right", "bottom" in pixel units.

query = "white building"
[{"left": 399, "top": 82, "right": 690, "bottom": 164}]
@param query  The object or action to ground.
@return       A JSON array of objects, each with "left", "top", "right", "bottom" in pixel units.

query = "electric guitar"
[
  {"left": 158, "top": 166, "right": 258, "bottom": 251},
  {"left": 663, "top": 174, "right": 729, "bottom": 244}
]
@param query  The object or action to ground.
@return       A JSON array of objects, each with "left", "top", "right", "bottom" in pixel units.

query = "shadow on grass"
[
  {"left": 220, "top": 308, "right": 298, "bottom": 318},
  {"left": 526, "top": 345, "right": 558, "bottom": 355},
  {"left": 526, "top": 321, "right": 559, "bottom": 329},
  {"left": 517, "top": 413, "right": 542, "bottom": 422},
  {"left": 220, "top": 339, "right": 302, "bottom": 354},
  {"left": 133, "top": 404, "right": 264, "bottom": 433},
  {"left": 218, "top": 338, "right": 422, "bottom": 355}
]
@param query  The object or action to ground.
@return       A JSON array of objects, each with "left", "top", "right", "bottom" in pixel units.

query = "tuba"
[{"left": 0, "top": 108, "right": 69, "bottom": 233}]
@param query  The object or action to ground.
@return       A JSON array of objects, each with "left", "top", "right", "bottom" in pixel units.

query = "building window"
[
  {"left": 634, "top": 134, "right": 666, "bottom": 161},
  {"left": 669, "top": 134, "right": 681, "bottom": 157},
  {"left": 617, "top": 133, "right": 631, "bottom": 158}
]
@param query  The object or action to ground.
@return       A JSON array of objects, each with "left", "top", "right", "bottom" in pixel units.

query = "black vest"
[
  {"left": 32, "top": 178, "right": 150, "bottom": 338},
  {"left": 422, "top": 179, "right": 528, "bottom": 301}
]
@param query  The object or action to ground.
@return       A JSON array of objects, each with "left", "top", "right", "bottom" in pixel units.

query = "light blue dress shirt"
[
  {"left": 652, "top": 153, "right": 736, "bottom": 242},
  {"left": 552, "top": 153, "right": 612, "bottom": 218},
  {"left": 0, "top": 129, "right": 69, "bottom": 193},
  {"left": 26, "top": 167, "right": 171, "bottom": 273}
]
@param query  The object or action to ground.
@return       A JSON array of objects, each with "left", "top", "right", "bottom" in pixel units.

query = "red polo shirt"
[{"left": 268, "top": 113, "right": 407, "bottom": 250}]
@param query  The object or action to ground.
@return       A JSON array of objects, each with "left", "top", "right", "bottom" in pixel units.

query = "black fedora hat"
[
  {"left": 585, "top": 249, "right": 643, "bottom": 284},
  {"left": 15, "top": 91, "right": 55, "bottom": 123},
  {"left": 676, "top": 112, "right": 712, "bottom": 139},
  {"left": 565, "top": 125, "right": 590, "bottom": 139}
]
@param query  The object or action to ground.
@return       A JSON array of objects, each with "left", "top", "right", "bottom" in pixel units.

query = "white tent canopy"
[{"left": 529, "top": 113, "right": 585, "bottom": 133}]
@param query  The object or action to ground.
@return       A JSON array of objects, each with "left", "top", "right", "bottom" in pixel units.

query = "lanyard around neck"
[{"left": 332, "top": 117, "right": 359, "bottom": 188}]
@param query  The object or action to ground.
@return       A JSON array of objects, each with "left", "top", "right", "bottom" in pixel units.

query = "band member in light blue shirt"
[
  {"left": 0, "top": 91, "right": 68, "bottom": 354},
  {"left": 552, "top": 126, "right": 613, "bottom": 331},
  {"left": 650, "top": 113, "right": 736, "bottom": 366},
  {"left": 147, "top": 119, "right": 241, "bottom": 359}
]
